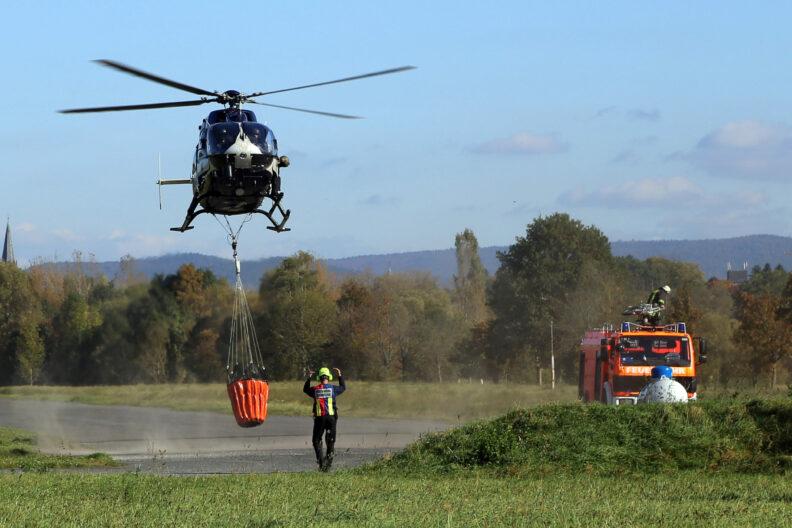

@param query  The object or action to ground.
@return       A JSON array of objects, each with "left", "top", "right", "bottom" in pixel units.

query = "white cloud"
[
  {"left": 682, "top": 120, "right": 792, "bottom": 180},
  {"left": 15, "top": 222, "right": 36, "bottom": 233},
  {"left": 559, "top": 176, "right": 766, "bottom": 211},
  {"left": 51, "top": 228, "right": 82, "bottom": 242},
  {"left": 109, "top": 232, "right": 188, "bottom": 257},
  {"left": 471, "top": 132, "right": 567, "bottom": 155},
  {"left": 560, "top": 176, "right": 702, "bottom": 206},
  {"left": 559, "top": 175, "right": 778, "bottom": 240}
]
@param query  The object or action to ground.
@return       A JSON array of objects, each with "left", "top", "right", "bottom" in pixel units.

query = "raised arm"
[
  {"left": 333, "top": 368, "right": 346, "bottom": 395},
  {"left": 303, "top": 370, "right": 315, "bottom": 397}
]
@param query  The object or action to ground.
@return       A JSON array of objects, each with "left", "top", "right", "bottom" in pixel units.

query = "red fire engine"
[{"left": 579, "top": 321, "right": 707, "bottom": 405}]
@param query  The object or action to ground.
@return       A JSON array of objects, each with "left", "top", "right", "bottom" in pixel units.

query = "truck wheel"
[{"left": 602, "top": 382, "right": 613, "bottom": 405}]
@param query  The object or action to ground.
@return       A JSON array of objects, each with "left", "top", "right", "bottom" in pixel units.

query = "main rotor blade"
[
  {"left": 59, "top": 99, "right": 210, "bottom": 113},
  {"left": 249, "top": 101, "right": 362, "bottom": 119},
  {"left": 248, "top": 65, "right": 416, "bottom": 97},
  {"left": 94, "top": 59, "right": 218, "bottom": 97}
]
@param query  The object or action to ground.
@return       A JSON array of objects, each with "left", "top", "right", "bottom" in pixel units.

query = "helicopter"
[{"left": 60, "top": 60, "right": 415, "bottom": 233}]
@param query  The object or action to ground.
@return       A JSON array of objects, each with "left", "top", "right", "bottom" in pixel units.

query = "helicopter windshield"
[
  {"left": 207, "top": 109, "right": 258, "bottom": 124},
  {"left": 206, "top": 122, "right": 277, "bottom": 155},
  {"left": 243, "top": 123, "right": 277, "bottom": 154}
]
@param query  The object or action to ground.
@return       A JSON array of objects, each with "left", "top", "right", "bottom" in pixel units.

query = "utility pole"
[{"left": 550, "top": 318, "right": 555, "bottom": 390}]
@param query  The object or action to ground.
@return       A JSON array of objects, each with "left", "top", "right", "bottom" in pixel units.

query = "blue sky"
[{"left": 2, "top": 1, "right": 792, "bottom": 265}]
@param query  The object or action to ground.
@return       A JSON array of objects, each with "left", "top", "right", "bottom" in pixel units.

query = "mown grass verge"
[
  {"left": 379, "top": 399, "right": 792, "bottom": 475},
  {"left": 0, "top": 382, "right": 579, "bottom": 421},
  {"left": 0, "top": 471, "right": 789, "bottom": 527},
  {"left": 0, "top": 427, "right": 115, "bottom": 471}
]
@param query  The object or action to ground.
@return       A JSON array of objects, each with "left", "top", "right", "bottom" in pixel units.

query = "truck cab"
[{"left": 579, "top": 322, "right": 706, "bottom": 405}]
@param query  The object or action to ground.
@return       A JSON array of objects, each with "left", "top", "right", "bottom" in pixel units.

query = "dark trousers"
[{"left": 312, "top": 415, "right": 337, "bottom": 462}]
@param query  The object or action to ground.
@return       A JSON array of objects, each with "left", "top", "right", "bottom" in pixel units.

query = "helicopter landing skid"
[
  {"left": 170, "top": 196, "right": 205, "bottom": 232},
  {"left": 169, "top": 194, "right": 290, "bottom": 233},
  {"left": 254, "top": 192, "right": 291, "bottom": 232}
]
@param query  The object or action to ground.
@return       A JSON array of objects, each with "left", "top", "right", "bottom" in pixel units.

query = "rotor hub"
[{"left": 219, "top": 90, "right": 246, "bottom": 108}]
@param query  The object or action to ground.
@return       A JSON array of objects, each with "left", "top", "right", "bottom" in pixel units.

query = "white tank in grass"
[{"left": 637, "top": 366, "right": 688, "bottom": 404}]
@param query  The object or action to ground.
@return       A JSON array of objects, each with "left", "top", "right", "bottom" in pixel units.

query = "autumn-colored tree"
[
  {"left": 330, "top": 278, "right": 380, "bottom": 379},
  {"left": 189, "top": 328, "right": 223, "bottom": 381},
  {"left": 734, "top": 291, "right": 792, "bottom": 388},
  {"left": 667, "top": 285, "right": 703, "bottom": 331}
]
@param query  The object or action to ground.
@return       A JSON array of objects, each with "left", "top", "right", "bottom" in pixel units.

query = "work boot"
[
  {"left": 323, "top": 452, "right": 334, "bottom": 471},
  {"left": 317, "top": 456, "right": 324, "bottom": 470}
]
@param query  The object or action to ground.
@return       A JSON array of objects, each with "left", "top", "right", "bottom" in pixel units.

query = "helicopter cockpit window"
[
  {"left": 206, "top": 123, "right": 239, "bottom": 154},
  {"left": 207, "top": 110, "right": 227, "bottom": 124},
  {"left": 242, "top": 123, "right": 277, "bottom": 155},
  {"left": 225, "top": 109, "right": 248, "bottom": 122}
]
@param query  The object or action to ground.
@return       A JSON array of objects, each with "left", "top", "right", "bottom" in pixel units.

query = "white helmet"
[{"left": 662, "top": 285, "right": 671, "bottom": 293}]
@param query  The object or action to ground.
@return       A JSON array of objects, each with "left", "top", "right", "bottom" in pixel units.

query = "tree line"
[{"left": 1, "top": 214, "right": 790, "bottom": 387}]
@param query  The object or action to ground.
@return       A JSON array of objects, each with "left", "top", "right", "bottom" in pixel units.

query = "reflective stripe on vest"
[{"left": 314, "top": 386, "right": 334, "bottom": 416}]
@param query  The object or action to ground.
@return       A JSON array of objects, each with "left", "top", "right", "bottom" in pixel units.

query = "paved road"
[{"left": 0, "top": 399, "right": 447, "bottom": 474}]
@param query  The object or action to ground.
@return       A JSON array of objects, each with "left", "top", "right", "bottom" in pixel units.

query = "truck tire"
[{"left": 602, "top": 382, "right": 613, "bottom": 405}]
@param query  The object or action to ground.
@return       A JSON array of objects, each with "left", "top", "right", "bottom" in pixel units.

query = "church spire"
[{"left": 2, "top": 218, "right": 14, "bottom": 264}]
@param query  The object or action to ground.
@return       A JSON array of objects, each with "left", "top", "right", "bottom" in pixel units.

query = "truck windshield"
[{"left": 618, "top": 336, "right": 691, "bottom": 366}]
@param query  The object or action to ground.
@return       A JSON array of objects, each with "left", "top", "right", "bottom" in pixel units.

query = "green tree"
[
  {"left": 45, "top": 285, "right": 103, "bottom": 384},
  {"left": 741, "top": 264, "right": 788, "bottom": 296},
  {"left": 453, "top": 228, "right": 489, "bottom": 326},
  {"left": 257, "top": 252, "right": 337, "bottom": 379},
  {"left": 487, "top": 213, "right": 612, "bottom": 381},
  {"left": 776, "top": 273, "right": 792, "bottom": 323},
  {"left": 694, "top": 279, "right": 739, "bottom": 386},
  {"left": 0, "top": 263, "right": 45, "bottom": 385}
]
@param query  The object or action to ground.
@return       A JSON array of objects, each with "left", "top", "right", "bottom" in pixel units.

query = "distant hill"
[
  {"left": 610, "top": 235, "right": 792, "bottom": 279},
  {"left": 43, "top": 234, "right": 792, "bottom": 287},
  {"left": 326, "top": 234, "right": 792, "bottom": 282}
]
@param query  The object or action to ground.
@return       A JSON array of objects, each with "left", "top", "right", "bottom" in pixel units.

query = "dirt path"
[{"left": 0, "top": 398, "right": 447, "bottom": 474}]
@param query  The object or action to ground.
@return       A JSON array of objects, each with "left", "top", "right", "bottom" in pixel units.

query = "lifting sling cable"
[
  {"left": 212, "top": 213, "right": 267, "bottom": 384},
  {"left": 214, "top": 213, "right": 270, "bottom": 427}
]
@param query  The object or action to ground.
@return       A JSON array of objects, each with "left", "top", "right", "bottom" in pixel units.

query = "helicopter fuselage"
[
  {"left": 61, "top": 59, "right": 413, "bottom": 233},
  {"left": 192, "top": 109, "right": 281, "bottom": 216}
]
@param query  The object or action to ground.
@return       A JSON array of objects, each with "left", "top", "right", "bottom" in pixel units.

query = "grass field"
[
  {"left": 0, "top": 382, "right": 579, "bottom": 421},
  {"left": 386, "top": 398, "right": 792, "bottom": 474},
  {"left": 0, "top": 471, "right": 789, "bottom": 527},
  {"left": 0, "top": 427, "right": 115, "bottom": 471},
  {"left": 1, "top": 399, "right": 791, "bottom": 526}
]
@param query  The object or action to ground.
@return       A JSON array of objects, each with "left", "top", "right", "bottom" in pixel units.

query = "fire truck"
[{"left": 579, "top": 320, "right": 707, "bottom": 405}]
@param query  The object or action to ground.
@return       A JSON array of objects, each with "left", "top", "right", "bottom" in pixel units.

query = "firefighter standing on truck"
[
  {"left": 304, "top": 367, "right": 345, "bottom": 471},
  {"left": 646, "top": 285, "right": 671, "bottom": 325}
]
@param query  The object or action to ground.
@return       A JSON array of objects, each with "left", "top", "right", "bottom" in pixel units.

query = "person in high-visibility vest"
[
  {"left": 303, "top": 366, "right": 346, "bottom": 471},
  {"left": 647, "top": 285, "right": 671, "bottom": 306},
  {"left": 646, "top": 285, "right": 671, "bottom": 325}
]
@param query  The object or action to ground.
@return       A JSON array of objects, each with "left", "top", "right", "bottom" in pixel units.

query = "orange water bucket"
[{"left": 227, "top": 378, "right": 269, "bottom": 427}]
